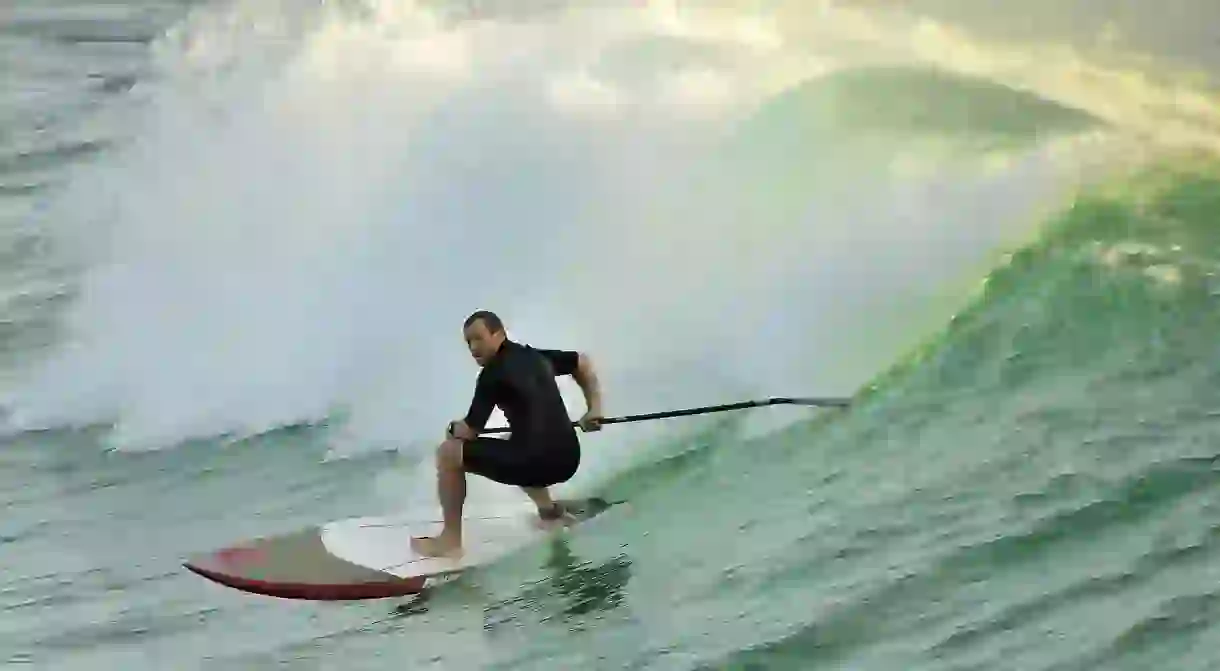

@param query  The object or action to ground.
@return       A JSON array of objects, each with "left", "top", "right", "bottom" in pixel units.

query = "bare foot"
[
  {"left": 534, "top": 507, "right": 577, "bottom": 531},
  {"left": 410, "top": 535, "right": 463, "bottom": 559}
]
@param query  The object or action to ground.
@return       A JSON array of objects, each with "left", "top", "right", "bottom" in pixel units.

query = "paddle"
[{"left": 478, "top": 396, "right": 851, "bottom": 435}]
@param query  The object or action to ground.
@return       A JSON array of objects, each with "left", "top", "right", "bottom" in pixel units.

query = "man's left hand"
[{"left": 577, "top": 411, "right": 603, "bottom": 432}]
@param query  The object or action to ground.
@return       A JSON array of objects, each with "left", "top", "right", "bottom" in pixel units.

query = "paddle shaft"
[{"left": 477, "top": 396, "right": 850, "bottom": 435}]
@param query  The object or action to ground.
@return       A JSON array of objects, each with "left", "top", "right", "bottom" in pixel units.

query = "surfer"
[{"left": 410, "top": 310, "right": 604, "bottom": 559}]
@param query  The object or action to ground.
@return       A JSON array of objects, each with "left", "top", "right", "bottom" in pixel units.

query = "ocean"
[{"left": 5, "top": 1, "right": 1220, "bottom": 668}]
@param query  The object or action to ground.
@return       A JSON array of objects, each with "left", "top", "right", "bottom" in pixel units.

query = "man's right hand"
[{"left": 446, "top": 420, "right": 476, "bottom": 441}]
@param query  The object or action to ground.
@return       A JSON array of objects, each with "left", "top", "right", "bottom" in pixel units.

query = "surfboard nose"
[{"left": 183, "top": 526, "right": 425, "bottom": 600}]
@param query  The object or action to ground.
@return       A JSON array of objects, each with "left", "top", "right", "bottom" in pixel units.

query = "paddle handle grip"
[{"left": 477, "top": 396, "right": 850, "bottom": 435}]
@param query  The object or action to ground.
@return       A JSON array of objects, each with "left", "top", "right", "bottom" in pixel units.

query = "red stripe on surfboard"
[
  {"left": 180, "top": 525, "right": 431, "bottom": 601},
  {"left": 182, "top": 560, "right": 427, "bottom": 600}
]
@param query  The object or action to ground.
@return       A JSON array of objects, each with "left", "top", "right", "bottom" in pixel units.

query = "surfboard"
[{"left": 182, "top": 497, "right": 618, "bottom": 601}]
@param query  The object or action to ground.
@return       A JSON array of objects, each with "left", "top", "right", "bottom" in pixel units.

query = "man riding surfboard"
[{"left": 410, "top": 310, "right": 604, "bottom": 559}]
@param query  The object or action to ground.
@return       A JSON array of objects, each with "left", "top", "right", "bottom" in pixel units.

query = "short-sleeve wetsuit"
[{"left": 459, "top": 339, "right": 581, "bottom": 488}]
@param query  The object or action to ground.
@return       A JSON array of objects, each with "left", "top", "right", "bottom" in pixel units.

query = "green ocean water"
[{"left": 5, "top": 2, "right": 1220, "bottom": 670}]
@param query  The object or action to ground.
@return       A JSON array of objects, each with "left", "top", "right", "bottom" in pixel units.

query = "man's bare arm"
[{"left": 572, "top": 353, "right": 603, "bottom": 423}]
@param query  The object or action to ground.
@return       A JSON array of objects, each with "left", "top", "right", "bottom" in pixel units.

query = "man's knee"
[{"left": 436, "top": 439, "right": 463, "bottom": 470}]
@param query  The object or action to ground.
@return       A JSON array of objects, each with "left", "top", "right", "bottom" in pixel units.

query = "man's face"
[{"left": 463, "top": 319, "right": 503, "bottom": 366}]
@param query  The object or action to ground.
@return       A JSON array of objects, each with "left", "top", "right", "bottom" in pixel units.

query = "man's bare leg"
[
  {"left": 410, "top": 438, "right": 466, "bottom": 558},
  {"left": 522, "top": 487, "right": 574, "bottom": 527}
]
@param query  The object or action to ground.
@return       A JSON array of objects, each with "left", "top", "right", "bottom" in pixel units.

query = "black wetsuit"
[{"left": 460, "top": 339, "right": 581, "bottom": 488}]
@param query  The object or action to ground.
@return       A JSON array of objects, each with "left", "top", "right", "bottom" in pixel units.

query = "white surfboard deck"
[{"left": 323, "top": 507, "right": 555, "bottom": 579}]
